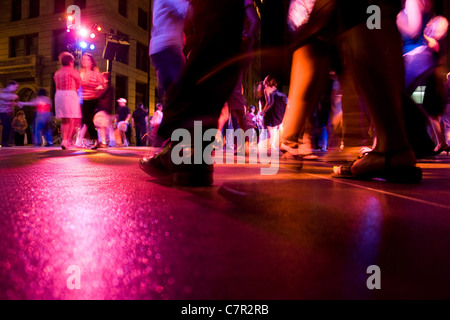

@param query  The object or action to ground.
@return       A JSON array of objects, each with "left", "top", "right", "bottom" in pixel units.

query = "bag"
[
  {"left": 93, "top": 111, "right": 110, "bottom": 128},
  {"left": 117, "top": 121, "right": 128, "bottom": 132}
]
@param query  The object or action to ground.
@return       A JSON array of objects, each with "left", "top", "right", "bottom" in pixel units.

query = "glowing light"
[
  {"left": 90, "top": 44, "right": 95, "bottom": 50},
  {"left": 67, "top": 15, "right": 74, "bottom": 22},
  {"left": 79, "top": 41, "right": 88, "bottom": 49},
  {"left": 97, "top": 26, "right": 102, "bottom": 32},
  {"left": 79, "top": 28, "right": 89, "bottom": 38},
  {"left": 90, "top": 33, "right": 95, "bottom": 39}
]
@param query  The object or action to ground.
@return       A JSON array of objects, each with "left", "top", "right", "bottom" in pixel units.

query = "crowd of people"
[
  {"left": 1, "top": 0, "right": 450, "bottom": 187},
  {"left": 0, "top": 51, "right": 162, "bottom": 149},
  {"left": 139, "top": 0, "right": 450, "bottom": 186}
]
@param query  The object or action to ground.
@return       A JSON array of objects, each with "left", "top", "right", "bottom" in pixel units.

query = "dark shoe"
[
  {"left": 331, "top": 149, "right": 422, "bottom": 183},
  {"left": 90, "top": 140, "right": 100, "bottom": 150},
  {"left": 139, "top": 142, "right": 214, "bottom": 187},
  {"left": 432, "top": 144, "right": 450, "bottom": 156}
]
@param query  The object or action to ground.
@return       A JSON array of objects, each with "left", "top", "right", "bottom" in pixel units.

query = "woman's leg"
[
  {"left": 281, "top": 42, "right": 331, "bottom": 149},
  {"left": 339, "top": 21, "right": 416, "bottom": 175}
]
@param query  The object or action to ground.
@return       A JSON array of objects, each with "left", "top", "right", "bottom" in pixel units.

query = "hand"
[{"left": 424, "top": 34, "right": 440, "bottom": 53}]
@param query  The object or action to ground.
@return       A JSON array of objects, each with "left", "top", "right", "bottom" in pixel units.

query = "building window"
[
  {"left": 54, "top": 0, "right": 65, "bottom": 14},
  {"left": 118, "top": 0, "right": 127, "bottom": 17},
  {"left": 52, "top": 29, "right": 71, "bottom": 61},
  {"left": 74, "top": 0, "right": 86, "bottom": 9},
  {"left": 136, "top": 42, "right": 149, "bottom": 72},
  {"left": 29, "top": 0, "right": 40, "bottom": 18},
  {"left": 138, "top": 7, "right": 148, "bottom": 30},
  {"left": 12, "top": 0, "right": 22, "bottom": 21},
  {"left": 10, "top": 34, "right": 38, "bottom": 57}
]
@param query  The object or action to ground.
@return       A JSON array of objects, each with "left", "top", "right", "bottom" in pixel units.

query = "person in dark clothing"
[
  {"left": 92, "top": 72, "right": 113, "bottom": 149},
  {"left": 0, "top": 81, "right": 19, "bottom": 147},
  {"left": 132, "top": 102, "right": 148, "bottom": 146},
  {"left": 283, "top": 0, "right": 421, "bottom": 182},
  {"left": 115, "top": 98, "right": 131, "bottom": 147},
  {"left": 139, "top": 0, "right": 257, "bottom": 186}
]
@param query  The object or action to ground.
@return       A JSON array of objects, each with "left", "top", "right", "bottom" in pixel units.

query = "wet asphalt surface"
[{"left": 1, "top": 146, "right": 450, "bottom": 300}]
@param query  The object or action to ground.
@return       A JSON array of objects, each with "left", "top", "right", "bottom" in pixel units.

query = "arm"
[
  {"left": 396, "top": 0, "right": 423, "bottom": 39},
  {"left": 243, "top": 1, "right": 260, "bottom": 46},
  {"left": 73, "top": 69, "right": 82, "bottom": 90},
  {"left": 424, "top": 34, "right": 439, "bottom": 52},
  {"left": 262, "top": 88, "right": 274, "bottom": 114},
  {"left": 125, "top": 112, "right": 131, "bottom": 123}
]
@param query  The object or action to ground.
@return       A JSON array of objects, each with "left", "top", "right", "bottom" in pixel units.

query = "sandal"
[
  {"left": 280, "top": 142, "right": 308, "bottom": 161},
  {"left": 331, "top": 150, "right": 422, "bottom": 183}
]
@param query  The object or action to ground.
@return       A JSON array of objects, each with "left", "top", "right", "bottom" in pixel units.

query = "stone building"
[{"left": 0, "top": 0, "right": 262, "bottom": 144}]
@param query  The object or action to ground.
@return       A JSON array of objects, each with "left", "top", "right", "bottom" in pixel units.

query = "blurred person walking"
[
  {"left": 12, "top": 110, "right": 28, "bottom": 146},
  {"left": 115, "top": 98, "right": 131, "bottom": 147},
  {"left": 397, "top": 0, "right": 449, "bottom": 155},
  {"left": 150, "top": 0, "right": 189, "bottom": 109},
  {"left": 92, "top": 72, "right": 114, "bottom": 149},
  {"left": 54, "top": 52, "right": 82, "bottom": 150},
  {"left": 140, "top": 0, "right": 255, "bottom": 186},
  {"left": 18, "top": 88, "right": 54, "bottom": 147},
  {"left": 76, "top": 53, "right": 104, "bottom": 148},
  {"left": 132, "top": 102, "right": 149, "bottom": 146},
  {"left": 0, "top": 80, "right": 19, "bottom": 147}
]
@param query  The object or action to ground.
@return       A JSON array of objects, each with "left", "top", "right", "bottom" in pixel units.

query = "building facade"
[{"left": 0, "top": 0, "right": 263, "bottom": 145}]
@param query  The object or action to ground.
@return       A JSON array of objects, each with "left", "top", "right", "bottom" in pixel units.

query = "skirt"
[{"left": 55, "top": 90, "right": 82, "bottom": 119}]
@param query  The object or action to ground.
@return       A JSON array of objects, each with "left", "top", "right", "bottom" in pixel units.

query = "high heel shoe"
[{"left": 432, "top": 144, "right": 450, "bottom": 156}]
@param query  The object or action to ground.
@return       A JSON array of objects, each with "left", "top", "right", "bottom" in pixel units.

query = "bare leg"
[
  {"left": 60, "top": 118, "right": 70, "bottom": 149},
  {"left": 339, "top": 22, "right": 416, "bottom": 176},
  {"left": 75, "top": 124, "right": 87, "bottom": 147},
  {"left": 281, "top": 43, "right": 331, "bottom": 148}
]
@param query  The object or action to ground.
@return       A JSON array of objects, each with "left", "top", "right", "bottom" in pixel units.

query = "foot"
[
  {"left": 139, "top": 142, "right": 214, "bottom": 187},
  {"left": 280, "top": 142, "right": 308, "bottom": 161},
  {"left": 324, "top": 146, "right": 371, "bottom": 164},
  {"left": 433, "top": 143, "right": 450, "bottom": 155},
  {"left": 332, "top": 148, "right": 421, "bottom": 183}
]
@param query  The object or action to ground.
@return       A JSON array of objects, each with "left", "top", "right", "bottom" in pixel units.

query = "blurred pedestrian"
[
  {"left": 261, "top": 75, "right": 286, "bottom": 151},
  {"left": 397, "top": 0, "right": 449, "bottom": 155},
  {"left": 149, "top": 103, "right": 163, "bottom": 147},
  {"left": 150, "top": 0, "right": 189, "bottom": 108},
  {"left": 115, "top": 98, "right": 131, "bottom": 147},
  {"left": 12, "top": 110, "right": 28, "bottom": 146},
  {"left": 18, "top": 88, "right": 54, "bottom": 147},
  {"left": 76, "top": 53, "right": 104, "bottom": 148},
  {"left": 0, "top": 80, "right": 19, "bottom": 147},
  {"left": 92, "top": 72, "right": 114, "bottom": 149},
  {"left": 332, "top": 0, "right": 421, "bottom": 181},
  {"left": 140, "top": 0, "right": 251, "bottom": 186},
  {"left": 132, "top": 102, "right": 149, "bottom": 146},
  {"left": 54, "top": 52, "right": 82, "bottom": 150}
]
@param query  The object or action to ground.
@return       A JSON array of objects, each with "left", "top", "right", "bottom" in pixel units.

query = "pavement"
[{"left": 0, "top": 145, "right": 449, "bottom": 300}]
